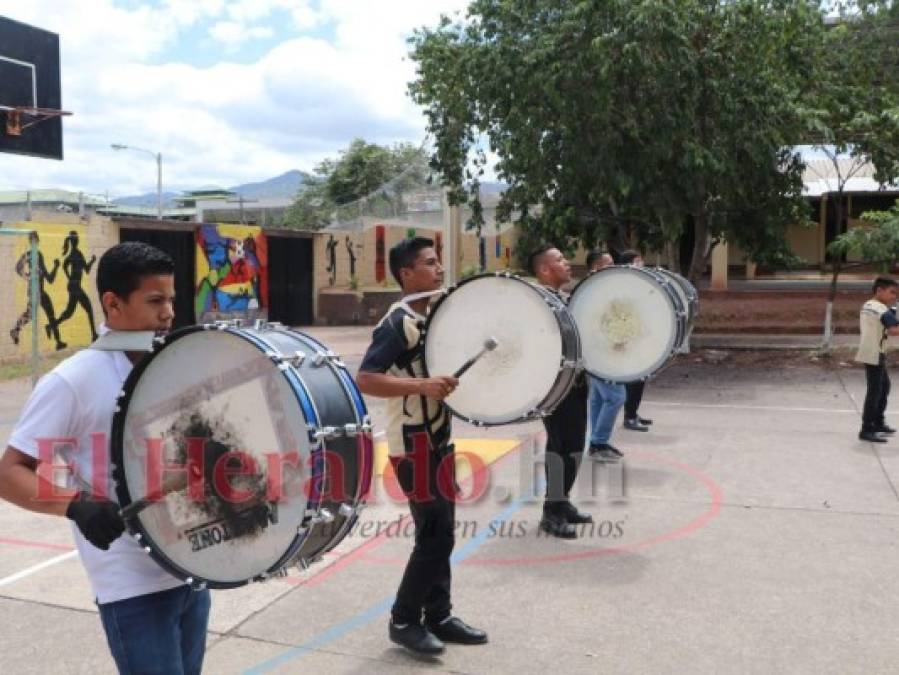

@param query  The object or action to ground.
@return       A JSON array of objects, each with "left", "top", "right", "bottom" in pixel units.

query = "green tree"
[
  {"left": 283, "top": 140, "right": 429, "bottom": 230},
  {"left": 409, "top": 0, "right": 822, "bottom": 279},
  {"left": 827, "top": 200, "right": 899, "bottom": 268},
  {"left": 803, "top": 2, "right": 899, "bottom": 347}
]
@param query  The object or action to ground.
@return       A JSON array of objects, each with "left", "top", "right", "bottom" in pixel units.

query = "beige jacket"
[{"left": 855, "top": 299, "right": 892, "bottom": 365}]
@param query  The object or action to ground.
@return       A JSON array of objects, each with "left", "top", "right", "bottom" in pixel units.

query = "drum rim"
[
  {"left": 569, "top": 265, "right": 687, "bottom": 383},
  {"left": 652, "top": 267, "right": 699, "bottom": 332},
  {"left": 423, "top": 271, "right": 579, "bottom": 426},
  {"left": 111, "top": 324, "right": 319, "bottom": 589}
]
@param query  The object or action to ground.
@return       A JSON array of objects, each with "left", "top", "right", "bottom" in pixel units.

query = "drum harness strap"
[{"left": 391, "top": 300, "right": 448, "bottom": 455}]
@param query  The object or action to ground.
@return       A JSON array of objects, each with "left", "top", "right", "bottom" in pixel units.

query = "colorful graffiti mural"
[
  {"left": 8, "top": 224, "right": 98, "bottom": 352},
  {"left": 195, "top": 223, "right": 268, "bottom": 323}
]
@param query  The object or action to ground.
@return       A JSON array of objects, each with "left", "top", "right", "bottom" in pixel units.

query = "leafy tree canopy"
[{"left": 409, "top": 0, "right": 897, "bottom": 278}]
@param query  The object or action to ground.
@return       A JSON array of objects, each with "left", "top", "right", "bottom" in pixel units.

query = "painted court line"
[
  {"left": 244, "top": 495, "right": 529, "bottom": 675},
  {"left": 242, "top": 439, "right": 533, "bottom": 674},
  {"left": 0, "top": 550, "right": 78, "bottom": 588},
  {"left": 0, "top": 537, "right": 74, "bottom": 553}
]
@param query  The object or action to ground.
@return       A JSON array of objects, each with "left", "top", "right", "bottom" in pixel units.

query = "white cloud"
[
  {"left": 0, "top": 0, "right": 471, "bottom": 196},
  {"left": 209, "top": 21, "right": 274, "bottom": 49}
]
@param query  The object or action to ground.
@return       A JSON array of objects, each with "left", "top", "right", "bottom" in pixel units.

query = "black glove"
[{"left": 65, "top": 492, "right": 125, "bottom": 551}]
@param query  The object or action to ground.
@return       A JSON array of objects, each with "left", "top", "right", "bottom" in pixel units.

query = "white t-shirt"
[{"left": 8, "top": 347, "right": 185, "bottom": 604}]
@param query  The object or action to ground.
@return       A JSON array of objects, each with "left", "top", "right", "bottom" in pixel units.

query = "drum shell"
[
  {"left": 260, "top": 329, "right": 370, "bottom": 566},
  {"left": 653, "top": 267, "right": 699, "bottom": 333}
]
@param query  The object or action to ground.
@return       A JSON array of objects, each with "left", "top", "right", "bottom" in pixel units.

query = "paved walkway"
[{"left": 1, "top": 327, "right": 898, "bottom": 674}]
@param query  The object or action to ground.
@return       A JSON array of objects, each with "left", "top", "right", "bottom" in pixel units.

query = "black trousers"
[
  {"left": 862, "top": 356, "right": 891, "bottom": 431},
  {"left": 390, "top": 443, "right": 455, "bottom": 625},
  {"left": 624, "top": 381, "right": 645, "bottom": 420},
  {"left": 542, "top": 378, "right": 587, "bottom": 511}
]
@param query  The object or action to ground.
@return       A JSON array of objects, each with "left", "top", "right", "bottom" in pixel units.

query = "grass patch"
[{"left": 0, "top": 352, "right": 69, "bottom": 382}]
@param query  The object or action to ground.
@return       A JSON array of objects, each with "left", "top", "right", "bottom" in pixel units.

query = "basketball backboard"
[{"left": 0, "top": 16, "right": 64, "bottom": 160}]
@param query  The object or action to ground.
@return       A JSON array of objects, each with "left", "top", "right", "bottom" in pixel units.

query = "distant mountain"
[
  {"left": 114, "top": 170, "right": 314, "bottom": 206},
  {"left": 113, "top": 191, "right": 183, "bottom": 207},
  {"left": 231, "top": 170, "right": 314, "bottom": 199}
]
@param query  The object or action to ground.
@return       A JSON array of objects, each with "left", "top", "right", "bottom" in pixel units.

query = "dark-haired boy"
[
  {"left": 0, "top": 241, "right": 211, "bottom": 674},
  {"left": 528, "top": 244, "right": 593, "bottom": 539},
  {"left": 357, "top": 237, "right": 487, "bottom": 655},
  {"left": 856, "top": 277, "right": 899, "bottom": 442}
]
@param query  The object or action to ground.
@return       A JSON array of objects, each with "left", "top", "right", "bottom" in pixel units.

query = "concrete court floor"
[{"left": 1, "top": 327, "right": 899, "bottom": 674}]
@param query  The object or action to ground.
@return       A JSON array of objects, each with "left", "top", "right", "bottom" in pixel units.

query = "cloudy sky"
[{"left": 0, "top": 0, "right": 469, "bottom": 199}]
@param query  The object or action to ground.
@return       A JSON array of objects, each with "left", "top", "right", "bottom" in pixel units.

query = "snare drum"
[
  {"left": 568, "top": 266, "right": 687, "bottom": 383},
  {"left": 423, "top": 272, "right": 581, "bottom": 426},
  {"left": 111, "top": 322, "right": 372, "bottom": 589}
]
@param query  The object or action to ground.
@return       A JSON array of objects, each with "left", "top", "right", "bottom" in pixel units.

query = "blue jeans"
[
  {"left": 589, "top": 378, "right": 626, "bottom": 445},
  {"left": 98, "top": 585, "right": 211, "bottom": 675}
]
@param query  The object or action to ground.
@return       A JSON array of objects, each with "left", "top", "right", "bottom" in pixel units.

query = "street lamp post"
[{"left": 111, "top": 143, "right": 163, "bottom": 220}]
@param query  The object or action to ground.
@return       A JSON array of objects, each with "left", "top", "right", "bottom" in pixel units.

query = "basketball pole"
[{"left": 29, "top": 234, "right": 39, "bottom": 386}]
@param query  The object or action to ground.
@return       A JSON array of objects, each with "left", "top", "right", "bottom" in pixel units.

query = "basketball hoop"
[{"left": 0, "top": 105, "right": 72, "bottom": 137}]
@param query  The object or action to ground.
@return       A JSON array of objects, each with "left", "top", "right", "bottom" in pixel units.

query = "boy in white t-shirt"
[
  {"left": 0, "top": 241, "right": 210, "bottom": 674},
  {"left": 856, "top": 277, "right": 899, "bottom": 443}
]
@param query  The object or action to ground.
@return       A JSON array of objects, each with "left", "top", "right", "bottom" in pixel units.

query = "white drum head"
[
  {"left": 569, "top": 267, "right": 679, "bottom": 382},
  {"left": 425, "top": 276, "right": 563, "bottom": 424},
  {"left": 119, "top": 330, "right": 310, "bottom": 585}
]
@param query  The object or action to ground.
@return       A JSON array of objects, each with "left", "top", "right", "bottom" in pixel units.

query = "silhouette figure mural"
[
  {"left": 6, "top": 224, "right": 99, "bottom": 353},
  {"left": 345, "top": 236, "right": 357, "bottom": 279},
  {"left": 9, "top": 231, "right": 66, "bottom": 350},
  {"left": 195, "top": 223, "right": 268, "bottom": 323},
  {"left": 51, "top": 230, "right": 98, "bottom": 342},
  {"left": 325, "top": 235, "right": 338, "bottom": 286}
]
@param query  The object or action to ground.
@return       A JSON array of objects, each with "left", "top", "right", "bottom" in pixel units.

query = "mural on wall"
[
  {"left": 195, "top": 223, "right": 268, "bottom": 323},
  {"left": 375, "top": 225, "right": 386, "bottom": 283},
  {"left": 325, "top": 235, "right": 338, "bottom": 286},
  {"left": 345, "top": 236, "right": 357, "bottom": 278},
  {"left": 9, "top": 224, "right": 97, "bottom": 352},
  {"left": 53, "top": 230, "right": 98, "bottom": 342}
]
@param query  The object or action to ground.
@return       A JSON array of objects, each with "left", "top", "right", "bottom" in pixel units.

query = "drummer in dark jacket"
[
  {"left": 529, "top": 244, "right": 594, "bottom": 538},
  {"left": 356, "top": 237, "right": 488, "bottom": 655}
]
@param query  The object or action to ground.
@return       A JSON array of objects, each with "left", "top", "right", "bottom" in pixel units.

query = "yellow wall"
[
  {"left": 314, "top": 218, "right": 521, "bottom": 293},
  {"left": 1, "top": 213, "right": 118, "bottom": 361}
]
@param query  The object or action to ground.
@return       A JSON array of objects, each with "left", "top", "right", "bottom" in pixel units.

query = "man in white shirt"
[
  {"left": 0, "top": 241, "right": 210, "bottom": 674},
  {"left": 855, "top": 277, "right": 899, "bottom": 443}
]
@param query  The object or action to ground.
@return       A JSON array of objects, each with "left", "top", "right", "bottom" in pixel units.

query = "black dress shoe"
[
  {"left": 875, "top": 424, "right": 897, "bottom": 435},
  {"left": 623, "top": 418, "right": 649, "bottom": 432},
  {"left": 539, "top": 510, "right": 577, "bottom": 539},
  {"left": 389, "top": 621, "right": 445, "bottom": 654},
  {"left": 559, "top": 501, "right": 593, "bottom": 524},
  {"left": 859, "top": 430, "right": 888, "bottom": 443},
  {"left": 589, "top": 443, "right": 623, "bottom": 461},
  {"left": 426, "top": 617, "right": 488, "bottom": 645},
  {"left": 638, "top": 416, "right": 653, "bottom": 425}
]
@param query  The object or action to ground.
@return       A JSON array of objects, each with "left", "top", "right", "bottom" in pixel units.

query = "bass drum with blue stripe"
[{"left": 111, "top": 321, "right": 372, "bottom": 590}]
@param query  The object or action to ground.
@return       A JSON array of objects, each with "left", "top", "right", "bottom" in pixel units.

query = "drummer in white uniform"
[{"left": 0, "top": 242, "right": 211, "bottom": 675}]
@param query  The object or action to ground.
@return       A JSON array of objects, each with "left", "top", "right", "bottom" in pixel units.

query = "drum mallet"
[
  {"left": 119, "top": 472, "right": 189, "bottom": 521},
  {"left": 453, "top": 337, "right": 499, "bottom": 378}
]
